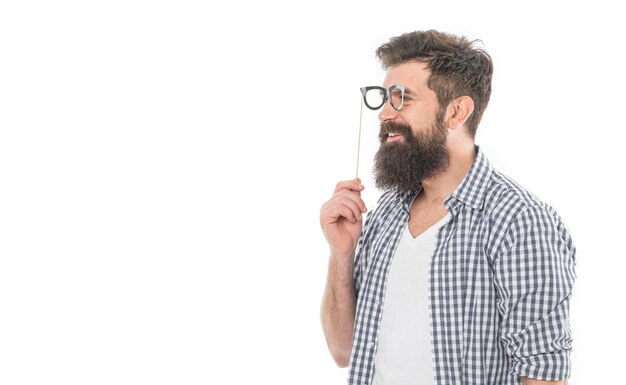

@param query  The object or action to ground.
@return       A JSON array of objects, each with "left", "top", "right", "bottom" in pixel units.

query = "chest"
[{"left": 407, "top": 200, "right": 450, "bottom": 238}]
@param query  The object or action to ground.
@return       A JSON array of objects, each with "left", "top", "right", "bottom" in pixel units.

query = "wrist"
[{"left": 329, "top": 251, "right": 355, "bottom": 262}]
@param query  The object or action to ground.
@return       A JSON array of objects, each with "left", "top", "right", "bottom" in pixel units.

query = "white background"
[{"left": 1, "top": 1, "right": 623, "bottom": 384}]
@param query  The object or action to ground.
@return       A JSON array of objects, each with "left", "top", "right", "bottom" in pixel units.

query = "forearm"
[
  {"left": 521, "top": 377, "right": 567, "bottom": 385},
  {"left": 320, "top": 254, "right": 357, "bottom": 368}
]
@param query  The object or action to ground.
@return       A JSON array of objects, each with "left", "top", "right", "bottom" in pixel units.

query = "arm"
[
  {"left": 319, "top": 180, "right": 367, "bottom": 367},
  {"left": 320, "top": 254, "right": 357, "bottom": 367},
  {"left": 493, "top": 204, "right": 577, "bottom": 381}
]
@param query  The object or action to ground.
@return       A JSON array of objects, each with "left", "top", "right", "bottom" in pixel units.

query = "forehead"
[{"left": 382, "top": 61, "right": 431, "bottom": 93}]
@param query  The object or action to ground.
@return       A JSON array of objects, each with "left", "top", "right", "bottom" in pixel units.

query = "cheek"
[{"left": 403, "top": 105, "right": 437, "bottom": 129}]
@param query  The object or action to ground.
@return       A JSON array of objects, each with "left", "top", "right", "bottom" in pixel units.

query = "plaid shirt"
[{"left": 348, "top": 144, "right": 577, "bottom": 385}]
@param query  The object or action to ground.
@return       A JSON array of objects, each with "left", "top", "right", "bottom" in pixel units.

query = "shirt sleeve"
[
  {"left": 352, "top": 202, "right": 378, "bottom": 298},
  {"left": 493, "top": 203, "right": 577, "bottom": 381}
]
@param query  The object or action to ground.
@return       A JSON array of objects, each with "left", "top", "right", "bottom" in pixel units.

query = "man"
[{"left": 319, "top": 30, "right": 577, "bottom": 385}]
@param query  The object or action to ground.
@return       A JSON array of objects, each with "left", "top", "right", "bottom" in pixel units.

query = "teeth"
[{"left": 388, "top": 132, "right": 399, "bottom": 137}]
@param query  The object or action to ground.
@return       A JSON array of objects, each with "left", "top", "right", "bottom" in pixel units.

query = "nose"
[{"left": 378, "top": 99, "right": 399, "bottom": 122}]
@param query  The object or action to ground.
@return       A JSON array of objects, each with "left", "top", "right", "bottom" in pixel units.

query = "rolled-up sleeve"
[
  {"left": 493, "top": 203, "right": 577, "bottom": 381},
  {"left": 352, "top": 209, "right": 374, "bottom": 298}
]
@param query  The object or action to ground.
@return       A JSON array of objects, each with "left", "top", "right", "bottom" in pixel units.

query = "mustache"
[{"left": 379, "top": 121, "right": 413, "bottom": 144}]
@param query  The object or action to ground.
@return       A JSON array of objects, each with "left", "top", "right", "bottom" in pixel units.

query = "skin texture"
[
  {"left": 319, "top": 179, "right": 364, "bottom": 367},
  {"left": 320, "top": 61, "right": 568, "bottom": 384}
]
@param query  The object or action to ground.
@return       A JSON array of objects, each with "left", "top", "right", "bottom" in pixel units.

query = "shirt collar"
[{"left": 396, "top": 144, "right": 493, "bottom": 212}]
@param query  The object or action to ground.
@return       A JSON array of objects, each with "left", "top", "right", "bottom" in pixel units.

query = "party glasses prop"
[
  {"left": 360, "top": 85, "right": 406, "bottom": 111},
  {"left": 354, "top": 85, "right": 406, "bottom": 180}
]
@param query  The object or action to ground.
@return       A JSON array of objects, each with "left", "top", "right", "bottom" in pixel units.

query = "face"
[{"left": 373, "top": 61, "right": 450, "bottom": 193}]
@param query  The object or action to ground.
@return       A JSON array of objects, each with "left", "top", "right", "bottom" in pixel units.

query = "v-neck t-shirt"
[{"left": 371, "top": 212, "right": 451, "bottom": 385}]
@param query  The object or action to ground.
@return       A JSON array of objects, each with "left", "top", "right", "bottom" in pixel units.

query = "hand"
[{"left": 320, "top": 179, "right": 368, "bottom": 259}]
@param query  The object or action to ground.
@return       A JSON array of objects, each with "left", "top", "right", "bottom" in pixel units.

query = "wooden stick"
[{"left": 355, "top": 96, "right": 364, "bottom": 180}]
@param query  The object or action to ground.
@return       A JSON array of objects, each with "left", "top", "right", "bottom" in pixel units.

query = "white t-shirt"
[{"left": 371, "top": 212, "right": 451, "bottom": 385}]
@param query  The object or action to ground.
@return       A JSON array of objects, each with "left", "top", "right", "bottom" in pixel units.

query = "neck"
[{"left": 419, "top": 142, "right": 476, "bottom": 206}]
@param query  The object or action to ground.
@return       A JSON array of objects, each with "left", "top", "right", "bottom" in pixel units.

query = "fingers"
[
  {"left": 321, "top": 180, "right": 368, "bottom": 226},
  {"left": 332, "top": 204, "right": 359, "bottom": 223},
  {"left": 333, "top": 180, "right": 366, "bottom": 211},
  {"left": 334, "top": 179, "right": 365, "bottom": 194},
  {"left": 321, "top": 196, "right": 361, "bottom": 224},
  {"left": 330, "top": 196, "right": 363, "bottom": 222},
  {"left": 335, "top": 189, "right": 367, "bottom": 215}
]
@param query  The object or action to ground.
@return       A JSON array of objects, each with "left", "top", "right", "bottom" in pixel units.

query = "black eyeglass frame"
[{"left": 359, "top": 84, "right": 406, "bottom": 111}]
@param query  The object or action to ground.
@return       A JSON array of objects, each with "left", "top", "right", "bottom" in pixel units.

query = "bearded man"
[{"left": 319, "top": 30, "right": 577, "bottom": 385}]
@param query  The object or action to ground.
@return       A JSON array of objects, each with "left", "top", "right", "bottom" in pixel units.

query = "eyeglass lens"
[
  {"left": 364, "top": 89, "right": 385, "bottom": 110},
  {"left": 389, "top": 87, "right": 403, "bottom": 109},
  {"left": 364, "top": 87, "right": 404, "bottom": 110}
]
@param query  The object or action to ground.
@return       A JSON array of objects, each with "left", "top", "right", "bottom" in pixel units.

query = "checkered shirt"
[{"left": 348, "top": 144, "right": 577, "bottom": 385}]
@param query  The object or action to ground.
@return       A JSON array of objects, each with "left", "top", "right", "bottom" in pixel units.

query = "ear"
[{"left": 444, "top": 96, "right": 474, "bottom": 130}]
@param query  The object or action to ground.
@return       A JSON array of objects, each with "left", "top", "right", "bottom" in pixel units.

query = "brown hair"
[{"left": 375, "top": 30, "right": 493, "bottom": 139}]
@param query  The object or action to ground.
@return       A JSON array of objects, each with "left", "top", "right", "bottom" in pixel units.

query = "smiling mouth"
[{"left": 386, "top": 132, "right": 404, "bottom": 142}]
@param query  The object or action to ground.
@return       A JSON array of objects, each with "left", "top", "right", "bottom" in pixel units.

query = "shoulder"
[
  {"left": 482, "top": 167, "right": 574, "bottom": 255},
  {"left": 484, "top": 167, "right": 564, "bottom": 222}
]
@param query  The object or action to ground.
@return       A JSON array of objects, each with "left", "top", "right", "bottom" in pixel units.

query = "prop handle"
[{"left": 356, "top": 96, "right": 364, "bottom": 180}]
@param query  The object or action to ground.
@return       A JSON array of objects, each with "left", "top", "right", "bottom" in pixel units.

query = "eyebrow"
[{"left": 382, "top": 85, "right": 418, "bottom": 95}]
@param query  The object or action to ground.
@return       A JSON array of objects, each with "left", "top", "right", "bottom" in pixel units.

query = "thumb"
[{"left": 354, "top": 177, "right": 363, "bottom": 196}]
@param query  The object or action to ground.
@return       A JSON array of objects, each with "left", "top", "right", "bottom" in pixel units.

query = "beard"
[{"left": 373, "top": 111, "right": 450, "bottom": 193}]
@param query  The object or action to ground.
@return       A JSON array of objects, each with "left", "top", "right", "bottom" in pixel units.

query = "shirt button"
[
  {"left": 375, "top": 300, "right": 381, "bottom": 306},
  {"left": 367, "top": 340, "right": 376, "bottom": 348}
]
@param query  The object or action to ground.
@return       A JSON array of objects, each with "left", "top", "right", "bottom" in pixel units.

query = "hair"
[{"left": 375, "top": 30, "right": 493, "bottom": 140}]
